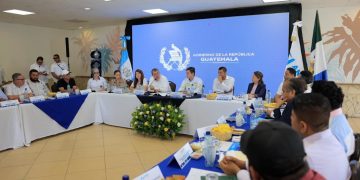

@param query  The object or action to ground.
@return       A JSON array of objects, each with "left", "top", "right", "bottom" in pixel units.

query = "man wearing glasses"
[
  {"left": 5, "top": 73, "right": 33, "bottom": 101},
  {"left": 50, "top": 54, "right": 68, "bottom": 82}
]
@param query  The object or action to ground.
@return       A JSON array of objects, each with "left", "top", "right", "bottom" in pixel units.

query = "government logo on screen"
[{"left": 159, "top": 44, "right": 190, "bottom": 71}]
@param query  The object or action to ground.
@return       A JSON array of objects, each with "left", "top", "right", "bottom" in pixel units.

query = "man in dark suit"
[{"left": 247, "top": 71, "right": 266, "bottom": 100}]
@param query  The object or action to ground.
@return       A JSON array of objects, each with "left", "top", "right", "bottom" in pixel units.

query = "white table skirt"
[
  {"left": 20, "top": 93, "right": 100, "bottom": 144},
  {"left": 0, "top": 106, "right": 25, "bottom": 151},
  {"left": 98, "top": 93, "right": 142, "bottom": 128},
  {"left": 180, "top": 99, "right": 243, "bottom": 135}
]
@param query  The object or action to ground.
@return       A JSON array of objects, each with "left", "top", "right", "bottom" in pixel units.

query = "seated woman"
[
  {"left": 247, "top": 71, "right": 266, "bottom": 99},
  {"left": 266, "top": 78, "right": 306, "bottom": 126},
  {"left": 109, "top": 70, "right": 129, "bottom": 93},
  {"left": 130, "top": 69, "right": 148, "bottom": 92},
  {"left": 57, "top": 70, "right": 78, "bottom": 93},
  {"left": 87, "top": 68, "right": 107, "bottom": 92}
]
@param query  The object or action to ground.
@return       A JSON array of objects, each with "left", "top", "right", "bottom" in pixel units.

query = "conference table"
[{"left": 0, "top": 92, "right": 245, "bottom": 150}]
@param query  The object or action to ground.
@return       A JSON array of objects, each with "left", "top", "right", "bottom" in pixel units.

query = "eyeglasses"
[{"left": 16, "top": 79, "right": 25, "bottom": 81}]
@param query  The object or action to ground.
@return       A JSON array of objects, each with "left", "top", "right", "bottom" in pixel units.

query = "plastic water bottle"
[
  {"left": 266, "top": 90, "right": 271, "bottom": 104},
  {"left": 203, "top": 131, "right": 216, "bottom": 167},
  {"left": 204, "top": 131, "right": 213, "bottom": 145},
  {"left": 235, "top": 108, "right": 245, "bottom": 127},
  {"left": 67, "top": 84, "right": 71, "bottom": 93}
]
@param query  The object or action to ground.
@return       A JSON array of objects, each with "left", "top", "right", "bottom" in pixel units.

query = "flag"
[
  {"left": 287, "top": 21, "right": 304, "bottom": 76},
  {"left": 311, "top": 11, "right": 328, "bottom": 81},
  {"left": 119, "top": 36, "right": 133, "bottom": 80}
]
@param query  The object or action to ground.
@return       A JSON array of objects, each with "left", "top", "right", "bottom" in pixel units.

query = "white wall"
[{"left": 0, "top": 22, "right": 72, "bottom": 81}]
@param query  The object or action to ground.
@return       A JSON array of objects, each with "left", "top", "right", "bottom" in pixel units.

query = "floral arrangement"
[{"left": 130, "top": 103, "right": 185, "bottom": 139}]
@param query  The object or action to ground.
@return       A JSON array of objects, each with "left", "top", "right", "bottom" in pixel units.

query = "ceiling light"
[
  {"left": 143, "top": 9, "right": 168, "bottom": 14},
  {"left": 78, "top": 26, "right": 83, "bottom": 29},
  {"left": 3, "top": 9, "right": 35, "bottom": 15},
  {"left": 263, "top": 0, "right": 289, "bottom": 3},
  {"left": 84, "top": 7, "right": 91, "bottom": 10},
  {"left": 104, "top": 0, "right": 112, "bottom": 2}
]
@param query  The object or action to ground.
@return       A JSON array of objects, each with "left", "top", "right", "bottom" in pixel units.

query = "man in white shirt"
[
  {"left": 27, "top": 69, "right": 50, "bottom": 96},
  {"left": 212, "top": 66, "right": 235, "bottom": 95},
  {"left": 291, "top": 93, "right": 351, "bottom": 180},
  {"left": 219, "top": 121, "right": 325, "bottom": 180},
  {"left": 30, "top": 56, "right": 49, "bottom": 84},
  {"left": 148, "top": 68, "right": 171, "bottom": 93},
  {"left": 5, "top": 73, "right": 33, "bottom": 101},
  {"left": 50, "top": 54, "right": 68, "bottom": 82},
  {"left": 275, "top": 67, "right": 296, "bottom": 103},
  {"left": 178, "top": 67, "right": 203, "bottom": 95}
]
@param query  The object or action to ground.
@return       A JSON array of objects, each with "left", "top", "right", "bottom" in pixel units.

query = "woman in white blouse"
[
  {"left": 130, "top": 69, "right": 148, "bottom": 92},
  {"left": 87, "top": 68, "right": 107, "bottom": 91}
]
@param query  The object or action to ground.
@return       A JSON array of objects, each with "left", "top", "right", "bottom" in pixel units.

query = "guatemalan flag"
[
  {"left": 119, "top": 36, "right": 133, "bottom": 80},
  {"left": 311, "top": 11, "right": 328, "bottom": 81},
  {"left": 286, "top": 21, "right": 304, "bottom": 76}
]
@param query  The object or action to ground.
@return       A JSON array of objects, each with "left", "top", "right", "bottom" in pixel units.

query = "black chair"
[
  {"left": 350, "top": 160, "right": 360, "bottom": 180},
  {"left": 169, "top": 81, "right": 176, "bottom": 92},
  {"left": 350, "top": 133, "right": 360, "bottom": 161}
]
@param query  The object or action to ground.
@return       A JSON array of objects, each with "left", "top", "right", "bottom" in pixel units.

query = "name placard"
[
  {"left": 80, "top": 89, "right": 92, "bottom": 95},
  {"left": 56, "top": 92, "right": 70, "bottom": 99},
  {"left": 112, "top": 88, "right": 123, "bottom": 94},
  {"left": 216, "top": 95, "right": 233, "bottom": 101},
  {"left": 134, "top": 90, "right": 145, "bottom": 95},
  {"left": 167, "top": 143, "right": 193, "bottom": 169},
  {"left": 134, "top": 166, "right": 164, "bottom": 180},
  {"left": 0, "top": 100, "right": 19, "bottom": 107},
  {"left": 30, "top": 95, "right": 46, "bottom": 103},
  {"left": 195, "top": 125, "right": 216, "bottom": 139},
  {"left": 217, "top": 115, "right": 227, "bottom": 124}
]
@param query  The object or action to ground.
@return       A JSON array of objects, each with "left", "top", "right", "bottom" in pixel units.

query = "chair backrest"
[
  {"left": 169, "top": 81, "right": 176, "bottom": 92},
  {"left": 51, "top": 82, "right": 58, "bottom": 92},
  {"left": 350, "top": 160, "right": 360, "bottom": 180},
  {"left": 350, "top": 133, "right": 360, "bottom": 162},
  {"left": 126, "top": 80, "right": 133, "bottom": 88}
]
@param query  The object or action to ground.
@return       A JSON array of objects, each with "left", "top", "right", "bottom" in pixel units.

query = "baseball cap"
[
  {"left": 61, "top": 70, "right": 70, "bottom": 76},
  {"left": 241, "top": 121, "right": 306, "bottom": 177}
]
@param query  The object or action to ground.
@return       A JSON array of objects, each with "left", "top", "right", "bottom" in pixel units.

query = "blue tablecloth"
[{"left": 33, "top": 94, "right": 88, "bottom": 129}]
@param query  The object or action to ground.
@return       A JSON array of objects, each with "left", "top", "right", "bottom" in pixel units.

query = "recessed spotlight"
[
  {"left": 262, "top": 0, "right": 289, "bottom": 3},
  {"left": 143, "top": 9, "right": 168, "bottom": 14},
  {"left": 104, "top": 0, "right": 112, "bottom": 2},
  {"left": 3, "top": 9, "right": 35, "bottom": 15},
  {"left": 84, "top": 7, "right": 91, "bottom": 10},
  {"left": 78, "top": 26, "right": 83, "bottom": 29}
]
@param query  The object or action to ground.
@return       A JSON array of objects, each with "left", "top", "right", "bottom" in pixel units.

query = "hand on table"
[{"left": 220, "top": 156, "right": 244, "bottom": 175}]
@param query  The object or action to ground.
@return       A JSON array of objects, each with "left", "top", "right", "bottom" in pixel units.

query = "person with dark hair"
[
  {"left": 57, "top": 70, "right": 77, "bottom": 93},
  {"left": 312, "top": 80, "right": 355, "bottom": 156},
  {"left": 130, "top": 69, "right": 148, "bottom": 91},
  {"left": 267, "top": 78, "right": 306, "bottom": 126},
  {"left": 213, "top": 66, "right": 235, "bottom": 95},
  {"left": 275, "top": 67, "right": 296, "bottom": 103},
  {"left": 149, "top": 68, "right": 170, "bottom": 93},
  {"left": 220, "top": 121, "right": 325, "bottom": 180},
  {"left": 50, "top": 54, "right": 68, "bottom": 82},
  {"left": 110, "top": 70, "right": 129, "bottom": 93},
  {"left": 291, "top": 93, "right": 350, "bottom": 180},
  {"left": 30, "top": 56, "right": 49, "bottom": 84},
  {"left": 5, "top": 73, "right": 33, "bottom": 101},
  {"left": 246, "top": 71, "right": 266, "bottom": 99},
  {"left": 178, "top": 67, "right": 203, "bottom": 94},
  {"left": 299, "top": 70, "right": 313, "bottom": 93},
  {"left": 27, "top": 69, "right": 50, "bottom": 96}
]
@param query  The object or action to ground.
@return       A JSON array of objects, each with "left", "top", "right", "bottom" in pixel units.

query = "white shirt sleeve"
[
  {"left": 178, "top": 79, "right": 186, "bottom": 92},
  {"left": 87, "top": 79, "right": 91, "bottom": 89},
  {"left": 236, "top": 170, "right": 251, "bottom": 180},
  {"left": 194, "top": 78, "right": 203, "bottom": 94},
  {"left": 276, "top": 82, "right": 283, "bottom": 95},
  {"left": 50, "top": 64, "right": 56, "bottom": 73}
]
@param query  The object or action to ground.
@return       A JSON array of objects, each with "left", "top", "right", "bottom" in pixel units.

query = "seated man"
[
  {"left": 220, "top": 121, "right": 325, "bottom": 180},
  {"left": 5, "top": 73, "right": 33, "bottom": 101},
  {"left": 27, "top": 69, "right": 50, "bottom": 96},
  {"left": 212, "top": 66, "right": 235, "bottom": 95},
  {"left": 298, "top": 70, "right": 313, "bottom": 93},
  {"left": 312, "top": 80, "right": 355, "bottom": 157},
  {"left": 0, "top": 88, "right": 8, "bottom": 101},
  {"left": 148, "top": 68, "right": 171, "bottom": 93},
  {"left": 275, "top": 67, "right": 296, "bottom": 103},
  {"left": 178, "top": 67, "right": 203, "bottom": 95},
  {"left": 57, "top": 70, "right": 77, "bottom": 93},
  {"left": 291, "top": 93, "right": 351, "bottom": 180}
]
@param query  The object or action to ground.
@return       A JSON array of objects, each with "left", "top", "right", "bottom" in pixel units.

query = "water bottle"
[
  {"left": 204, "top": 131, "right": 212, "bottom": 145},
  {"left": 67, "top": 84, "right": 71, "bottom": 93},
  {"left": 122, "top": 175, "right": 129, "bottom": 180},
  {"left": 235, "top": 108, "right": 245, "bottom": 127},
  {"left": 203, "top": 131, "right": 216, "bottom": 167},
  {"left": 266, "top": 90, "right": 271, "bottom": 104}
]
